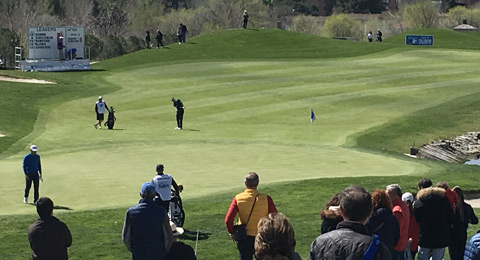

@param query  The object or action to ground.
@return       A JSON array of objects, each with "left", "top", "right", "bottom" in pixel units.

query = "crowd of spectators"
[{"left": 25, "top": 171, "right": 480, "bottom": 260}]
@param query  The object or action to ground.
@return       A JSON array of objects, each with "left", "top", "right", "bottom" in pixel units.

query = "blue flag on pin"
[{"left": 310, "top": 108, "right": 316, "bottom": 123}]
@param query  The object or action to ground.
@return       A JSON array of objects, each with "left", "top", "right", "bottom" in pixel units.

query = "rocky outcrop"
[{"left": 416, "top": 132, "right": 480, "bottom": 163}]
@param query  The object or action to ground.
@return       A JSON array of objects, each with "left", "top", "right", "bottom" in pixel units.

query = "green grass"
[{"left": 2, "top": 28, "right": 480, "bottom": 259}]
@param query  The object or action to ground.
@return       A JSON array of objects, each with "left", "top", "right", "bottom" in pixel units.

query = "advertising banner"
[{"left": 405, "top": 35, "right": 434, "bottom": 46}]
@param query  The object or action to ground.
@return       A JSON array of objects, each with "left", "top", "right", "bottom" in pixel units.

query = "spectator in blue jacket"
[
  {"left": 122, "top": 182, "right": 173, "bottom": 259},
  {"left": 23, "top": 145, "right": 42, "bottom": 204},
  {"left": 465, "top": 232, "right": 480, "bottom": 260}
]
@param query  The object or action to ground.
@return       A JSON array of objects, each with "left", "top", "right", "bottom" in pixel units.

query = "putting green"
[{"left": 3, "top": 48, "right": 480, "bottom": 215}]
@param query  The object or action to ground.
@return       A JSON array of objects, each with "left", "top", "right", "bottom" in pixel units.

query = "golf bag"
[
  {"left": 104, "top": 106, "right": 116, "bottom": 129},
  {"left": 169, "top": 189, "right": 185, "bottom": 227}
]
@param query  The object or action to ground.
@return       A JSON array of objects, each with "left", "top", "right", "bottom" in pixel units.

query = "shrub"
[
  {"left": 85, "top": 35, "right": 104, "bottom": 61},
  {"left": 0, "top": 28, "right": 21, "bottom": 68},
  {"left": 322, "top": 14, "right": 362, "bottom": 40},
  {"left": 101, "top": 35, "right": 126, "bottom": 60}
]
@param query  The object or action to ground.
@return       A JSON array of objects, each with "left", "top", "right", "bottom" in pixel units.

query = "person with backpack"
[
  {"left": 308, "top": 186, "right": 391, "bottom": 260},
  {"left": 155, "top": 30, "right": 164, "bottom": 48}
]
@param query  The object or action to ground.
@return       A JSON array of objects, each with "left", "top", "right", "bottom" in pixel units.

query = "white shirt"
[
  {"left": 96, "top": 100, "right": 107, "bottom": 114},
  {"left": 153, "top": 174, "right": 173, "bottom": 201}
]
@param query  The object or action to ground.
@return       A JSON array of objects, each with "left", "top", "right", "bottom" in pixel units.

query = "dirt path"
[{"left": 0, "top": 75, "right": 55, "bottom": 84}]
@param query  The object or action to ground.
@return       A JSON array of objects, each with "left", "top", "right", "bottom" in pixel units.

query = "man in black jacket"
[
  {"left": 172, "top": 97, "right": 185, "bottom": 130},
  {"left": 28, "top": 197, "right": 72, "bottom": 260},
  {"left": 308, "top": 186, "right": 391, "bottom": 260},
  {"left": 414, "top": 178, "right": 455, "bottom": 260}
]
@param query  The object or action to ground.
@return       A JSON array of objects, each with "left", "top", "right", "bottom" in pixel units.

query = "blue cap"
[{"left": 140, "top": 182, "right": 156, "bottom": 195}]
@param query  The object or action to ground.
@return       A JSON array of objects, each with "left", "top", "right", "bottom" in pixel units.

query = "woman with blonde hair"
[{"left": 255, "top": 212, "right": 301, "bottom": 260}]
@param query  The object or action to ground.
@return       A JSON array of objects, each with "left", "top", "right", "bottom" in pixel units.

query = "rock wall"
[{"left": 416, "top": 132, "right": 480, "bottom": 163}]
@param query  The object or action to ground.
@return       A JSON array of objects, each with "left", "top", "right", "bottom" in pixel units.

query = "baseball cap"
[
  {"left": 156, "top": 164, "right": 164, "bottom": 171},
  {"left": 30, "top": 145, "right": 38, "bottom": 151},
  {"left": 140, "top": 182, "right": 156, "bottom": 195},
  {"left": 402, "top": 192, "right": 414, "bottom": 203},
  {"left": 98, "top": 96, "right": 102, "bottom": 100},
  {"left": 170, "top": 221, "right": 184, "bottom": 236}
]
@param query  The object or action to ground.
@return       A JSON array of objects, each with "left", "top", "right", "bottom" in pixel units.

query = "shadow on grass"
[
  {"left": 181, "top": 229, "right": 211, "bottom": 241},
  {"left": 54, "top": 205, "right": 73, "bottom": 210},
  {"left": 105, "top": 128, "right": 125, "bottom": 131},
  {"left": 182, "top": 129, "right": 200, "bottom": 132}
]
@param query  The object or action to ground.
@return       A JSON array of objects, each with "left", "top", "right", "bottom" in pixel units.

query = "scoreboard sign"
[
  {"left": 405, "top": 35, "right": 434, "bottom": 46},
  {"left": 28, "top": 27, "right": 85, "bottom": 59}
]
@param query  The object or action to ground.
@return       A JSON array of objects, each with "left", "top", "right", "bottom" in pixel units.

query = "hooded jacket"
[
  {"left": 320, "top": 205, "right": 343, "bottom": 234},
  {"left": 414, "top": 187, "right": 454, "bottom": 248}
]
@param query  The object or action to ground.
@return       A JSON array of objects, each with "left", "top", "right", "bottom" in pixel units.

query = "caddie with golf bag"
[{"left": 152, "top": 164, "right": 185, "bottom": 226}]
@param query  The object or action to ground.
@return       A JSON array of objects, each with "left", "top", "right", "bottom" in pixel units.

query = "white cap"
[
  {"left": 98, "top": 96, "right": 102, "bottom": 100},
  {"left": 402, "top": 192, "right": 414, "bottom": 203},
  {"left": 170, "top": 221, "right": 184, "bottom": 236},
  {"left": 30, "top": 145, "right": 38, "bottom": 151}
]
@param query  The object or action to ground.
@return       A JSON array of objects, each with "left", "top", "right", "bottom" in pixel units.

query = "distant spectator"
[
  {"left": 320, "top": 193, "right": 343, "bottom": 234},
  {"left": 152, "top": 164, "right": 182, "bottom": 212},
  {"left": 0, "top": 55, "right": 5, "bottom": 69},
  {"left": 225, "top": 172, "right": 278, "bottom": 260},
  {"left": 366, "top": 189, "right": 400, "bottom": 255},
  {"left": 402, "top": 192, "right": 419, "bottom": 260},
  {"left": 436, "top": 181, "right": 458, "bottom": 213},
  {"left": 414, "top": 178, "right": 454, "bottom": 260},
  {"left": 122, "top": 182, "right": 173, "bottom": 259},
  {"left": 156, "top": 30, "right": 164, "bottom": 48},
  {"left": 449, "top": 186, "right": 478, "bottom": 260},
  {"left": 177, "top": 24, "right": 183, "bottom": 44},
  {"left": 243, "top": 10, "right": 249, "bottom": 29},
  {"left": 255, "top": 212, "right": 302, "bottom": 260},
  {"left": 308, "top": 186, "right": 391, "bottom": 260},
  {"left": 57, "top": 35, "right": 65, "bottom": 59},
  {"left": 181, "top": 24, "right": 187, "bottom": 43},
  {"left": 23, "top": 144, "right": 42, "bottom": 204},
  {"left": 28, "top": 197, "right": 72, "bottom": 260},
  {"left": 386, "top": 184, "right": 410, "bottom": 260},
  {"left": 166, "top": 221, "right": 197, "bottom": 260},
  {"left": 376, "top": 29, "right": 383, "bottom": 42},
  {"left": 368, "top": 31, "right": 373, "bottom": 42},
  {"left": 464, "top": 231, "right": 480, "bottom": 260},
  {"left": 145, "top": 31, "right": 151, "bottom": 49}
]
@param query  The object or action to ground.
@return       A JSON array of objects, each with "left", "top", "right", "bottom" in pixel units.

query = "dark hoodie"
[{"left": 414, "top": 187, "right": 454, "bottom": 248}]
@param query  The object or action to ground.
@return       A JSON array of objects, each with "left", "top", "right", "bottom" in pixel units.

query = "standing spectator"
[
  {"left": 464, "top": 232, "right": 480, "bottom": 260},
  {"left": 368, "top": 31, "right": 373, "bottom": 42},
  {"left": 153, "top": 164, "right": 182, "bottom": 212},
  {"left": 28, "top": 197, "right": 72, "bottom": 260},
  {"left": 255, "top": 212, "right": 301, "bottom": 260},
  {"left": 145, "top": 31, "right": 151, "bottom": 49},
  {"left": 449, "top": 186, "right": 478, "bottom": 260},
  {"left": 366, "top": 189, "right": 400, "bottom": 255},
  {"left": 0, "top": 54, "right": 5, "bottom": 68},
  {"left": 122, "top": 182, "right": 173, "bottom": 260},
  {"left": 320, "top": 193, "right": 343, "bottom": 234},
  {"left": 156, "top": 30, "right": 164, "bottom": 48},
  {"left": 225, "top": 172, "right": 278, "bottom": 260},
  {"left": 243, "top": 10, "right": 249, "bottom": 28},
  {"left": 436, "top": 181, "right": 458, "bottom": 213},
  {"left": 402, "top": 192, "right": 419, "bottom": 260},
  {"left": 177, "top": 24, "right": 184, "bottom": 44},
  {"left": 181, "top": 24, "right": 187, "bottom": 43},
  {"left": 57, "top": 35, "right": 65, "bottom": 60},
  {"left": 171, "top": 97, "right": 185, "bottom": 130},
  {"left": 414, "top": 178, "right": 454, "bottom": 260},
  {"left": 376, "top": 29, "right": 383, "bottom": 42},
  {"left": 166, "top": 221, "right": 197, "bottom": 260},
  {"left": 308, "top": 186, "right": 391, "bottom": 260},
  {"left": 23, "top": 145, "right": 42, "bottom": 204},
  {"left": 94, "top": 96, "right": 108, "bottom": 129},
  {"left": 386, "top": 184, "right": 410, "bottom": 260}
]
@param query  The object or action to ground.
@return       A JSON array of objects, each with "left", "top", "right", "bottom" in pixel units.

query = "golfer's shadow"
[
  {"left": 54, "top": 205, "right": 73, "bottom": 211},
  {"left": 181, "top": 229, "right": 210, "bottom": 241},
  {"left": 181, "top": 129, "right": 200, "bottom": 132}
]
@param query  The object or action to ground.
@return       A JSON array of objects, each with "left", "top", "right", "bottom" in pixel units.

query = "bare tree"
[
  {"left": 90, "top": 0, "right": 131, "bottom": 37},
  {"left": 62, "top": 0, "right": 94, "bottom": 28}
]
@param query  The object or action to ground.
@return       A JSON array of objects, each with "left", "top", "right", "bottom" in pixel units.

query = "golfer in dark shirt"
[{"left": 172, "top": 98, "right": 185, "bottom": 130}]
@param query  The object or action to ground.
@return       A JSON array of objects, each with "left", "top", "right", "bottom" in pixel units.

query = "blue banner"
[{"left": 405, "top": 35, "right": 434, "bottom": 46}]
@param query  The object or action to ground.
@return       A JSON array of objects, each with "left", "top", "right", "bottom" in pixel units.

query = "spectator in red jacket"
[
  {"left": 386, "top": 184, "right": 410, "bottom": 260},
  {"left": 436, "top": 181, "right": 458, "bottom": 213}
]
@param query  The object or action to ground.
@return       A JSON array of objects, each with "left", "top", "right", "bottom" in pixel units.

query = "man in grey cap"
[
  {"left": 23, "top": 145, "right": 42, "bottom": 204},
  {"left": 122, "top": 182, "right": 173, "bottom": 259}
]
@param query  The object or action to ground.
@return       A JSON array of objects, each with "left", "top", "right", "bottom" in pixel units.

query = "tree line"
[{"left": 0, "top": 0, "right": 478, "bottom": 68}]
